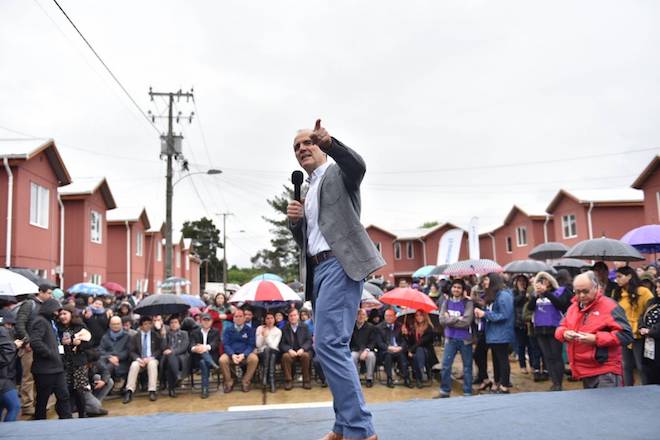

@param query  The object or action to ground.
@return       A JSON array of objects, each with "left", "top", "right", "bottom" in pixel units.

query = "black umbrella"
[
  {"left": 503, "top": 259, "right": 556, "bottom": 274},
  {"left": 363, "top": 282, "right": 384, "bottom": 298},
  {"left": 134, "top": 294, "right": 190, "bottom": 316},
  {"left": 528, "top": 242, "right": 569, "bottom": 260},
  {"left": 7, "top": 268, "right": 53, "bottom": 288},
  {"left": 553, "top": 258, "right": 590, "bottom": 270},
  {"left": 563, "top": 237, "right": 645, "bottom": 262}
]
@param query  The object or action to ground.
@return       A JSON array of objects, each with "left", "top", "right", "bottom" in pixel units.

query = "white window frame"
[
  {"left": 29, "top": 182, "right": 49, "bottom": 229},
  {"left": 90, "top": 210, "right": 102, "bottom": 244},
  {"left": 516, "top": 226, "right": 528, "bottom": 247},
  {"left": 505, "top": 236, "right": 513, "bottom": 254},
  {"left": 373, "top": 242, "right": 382, "bottom": 254},
  {"left": 394, "top": 242, "right": 402, "bottom": 260},
  {"left": 90, "top": 273, "right": 102, "bottom": 284},
  {"left": 156, "top": 241, "right": 162, "bottom": 262},
  {"left": 406, "top": 241, "right": 414, "bottom": 259},
  {"left": 562, "top": 214, "right": 578, "bottom": 239},
  {"left": 136, "top": 231, "right": 144, "bottom": 256},
  {"left": 176, "top": 250, "right": 181, "bottom": 268},
  {"left": 185, "top": 255, "right": 190, "bottom": 271}
]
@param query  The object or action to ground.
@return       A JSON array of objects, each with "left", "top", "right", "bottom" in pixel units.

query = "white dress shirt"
[
  {"left": 305, "top": 161, "right": 332, "bottom": 256},
  {"left": 201, "top": 328, "right": 211, "bottom": 351}
]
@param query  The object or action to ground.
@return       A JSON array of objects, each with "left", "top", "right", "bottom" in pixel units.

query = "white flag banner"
[
  {"left": 437, "top": 228, "right": 464, "bottom": 265},
  {"left": 468, "top": 217, "right": 480, "bottom": 260}
]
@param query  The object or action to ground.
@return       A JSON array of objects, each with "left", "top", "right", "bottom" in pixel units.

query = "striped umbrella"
[
  {"left": 229, "top": 279, "right": 300, "bottom": 308},
  {"left": 250, "top": 273, "right": 284, "bottom": 283},
  {"left": 442, "top": 259, "right": 503, "bottom": 277}
]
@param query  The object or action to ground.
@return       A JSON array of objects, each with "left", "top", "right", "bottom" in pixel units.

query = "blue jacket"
[
  {"left": 223, "top": 325, "right": 256, "bottom": 357},
  {"left": 483, "top": 289, "right": 515, "bottom": 344}
]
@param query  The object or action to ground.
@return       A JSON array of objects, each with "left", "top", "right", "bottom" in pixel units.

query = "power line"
[
  {"left": 50, "top": 0, "right": 160, "bottom": 135},
  {"left": 191, "top": 98, "right": 216, "bottom": 166}
]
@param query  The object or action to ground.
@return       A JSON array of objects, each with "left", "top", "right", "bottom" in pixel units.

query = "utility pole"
[
  {"left": 148, "top": 87, "right": 194, "bottom": 278},
  {"left": 217, "top": 212, "right": 233, "bottom": 294}
]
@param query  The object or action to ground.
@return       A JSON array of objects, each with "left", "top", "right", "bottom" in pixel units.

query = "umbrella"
[
  {"left": 0, "top": 268, "right": 40, "bottom": 296},
  {"left": 430, "top": 264, "right": 449, "bottom": 276},
  {"left": 412, "top": 265, "right": 437, "bottom": 279},
  {"left": 179, "top": 294, "right": 206, "bottom": 308},
  {"left": 102, "top": 282, "right": 125, "bottom": 295},
  {"left": 52, "top": 288, "right": 65, "bottom": 300},
  {"left": 159, "top": 277, "right": 191, "bottom": 291},
  {"left": 503, "top": 259, "right": 556, "bottom": 274},
  {"left": 68, "top": 283, "right": 111, "bottom": 297},
  {"left": 442, "top": 259, "right": 503, "bottom": 277},
  {"left": 229, "top": 279, "right": 301, "bottom": 309},
  {"left": 397, "top": 308, "right": 441, "bottom": 327},
  {"left": 365, "top": 278, "right": 385, "bottom": 287},
  {"left": 363, "top": 282, "right": 384, "bottom": 298},
  {"left": 287, "top": 280, "right": 304, "bottom": 291},
  {"left": 361, "top": 289, "right": 382, "bottom": 310},
  {"left": 621, "top": 225, "right": 660, "bottom": 255},
  {"left": 7, "top": 268, "right": 52, "bottom": 287},
  {"left": 250, "top": 273, "right": 284, "bottom": 283},
  {"left": 380, "top": 287, "right": 438, "bottom": 312},
  {"left": 528, "top": 242, "right": 569, "bottom": 260},
  {"left": 553, "top": 258, "right": 590, "bottom": 270},
  {"left": 134, "top": 294, "right": 190, "bottom": 316},
  {"left": 563, "top": 237, "right": 645, "bottom": 262}
]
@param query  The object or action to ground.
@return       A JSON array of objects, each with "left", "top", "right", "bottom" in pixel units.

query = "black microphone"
[{"left": 291, "top": 170, "right": 304, "bottom": 202}]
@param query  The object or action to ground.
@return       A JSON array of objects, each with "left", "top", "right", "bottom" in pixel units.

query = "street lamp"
[{"left": 165, "top": 169, "right": 222, "bottom": 278}]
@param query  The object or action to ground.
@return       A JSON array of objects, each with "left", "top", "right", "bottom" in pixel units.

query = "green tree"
[
  {"left": 181, "top": 217, "right": 223, "bottom": 288},
  {"left": 251, "top": 185, "right": 300, "bottom": 281},
  {"left": 227, "top": 265, "right": 263, "bottom": 285},
  {"left": 419, "top": 221, "right": 439, "bottom": 229}
]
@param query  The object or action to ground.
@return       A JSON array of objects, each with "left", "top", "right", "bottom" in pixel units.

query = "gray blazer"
[{"left": 289, "top": 137, "right": 385, "bottom": 302}]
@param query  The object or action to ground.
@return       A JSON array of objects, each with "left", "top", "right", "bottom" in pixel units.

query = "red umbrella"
[
  {"left": 102, "top": 282, "right": 125, "bottom": 295},
  {"left": 380, "top": 288, "right": 438, "bottom": 312}
]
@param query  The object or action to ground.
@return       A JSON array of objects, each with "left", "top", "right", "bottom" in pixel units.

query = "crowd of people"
[{"left": 0, "top": 261, "right": 658, "bottom": 422}]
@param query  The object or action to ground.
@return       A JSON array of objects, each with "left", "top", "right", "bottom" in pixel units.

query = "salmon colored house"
[
  {"left": 478, "top": 206, "right": 554, "bottom": 265},
  {"left": 145, "top": 223, "right": 165, "bottom": 293},
  {"left": 0, "top": 139, "right": 72, "bottom": 284},
  {"left": 107, "top": 207, "right": 151, "bottom": 294},
  {"left": 632, "top": 155, "right": 660, "bottom": 225},
  {"left": 188, "top": 253, "right": 201, "bottom": 295},
  {"left": 366, "top": 224, "right": 469, "bottom": 285},
  {"left": 546, "top": 189, "right": 645, "bottom": 247},
  {"left": 59, "top": 177, "right": 116, "bottom": 287}
]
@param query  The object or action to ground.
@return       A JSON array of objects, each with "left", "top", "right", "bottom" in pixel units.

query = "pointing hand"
[{"left": 310, "top": 119, "right": 332, "bottom": 151}]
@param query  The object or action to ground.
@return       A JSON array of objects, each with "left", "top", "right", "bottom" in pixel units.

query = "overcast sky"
[{"left": 1, "top": 1, "right": 659, "bottom": 267}]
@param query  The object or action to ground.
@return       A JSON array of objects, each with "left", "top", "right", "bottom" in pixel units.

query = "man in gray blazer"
[{"left": 288, "top": 119, "right": 384, "bottom": 440}]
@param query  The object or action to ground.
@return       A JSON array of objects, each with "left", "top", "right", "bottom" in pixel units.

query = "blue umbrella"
[
  {"left": 179, "top": 294, "right": 205, "bottom": 308},
  {"left": 250, "top": 273, "right": 284, "bottom": 283},
  {"left": 412, "top": 265, "right": 436, "bottom": 278},
  {"left": 160, "top": 277, "right": 191, "bottom": 290},
  {"left": 68, "top": 282, "right": 110, "bottom": 297}
]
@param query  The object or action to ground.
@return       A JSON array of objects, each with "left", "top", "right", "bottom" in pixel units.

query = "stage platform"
[{"left": 3, "top": 386, "right": 659, "bottom": 440}]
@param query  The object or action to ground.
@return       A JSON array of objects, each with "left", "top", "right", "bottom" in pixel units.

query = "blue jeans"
[
  {"left": 440, "top": 338, "right": 473, "bottom": 395},
  {"left": 198, "top": 352, "right": 215, "bottom": 390},
  {"left": 314, "top": 257, "right": 374, "bottom": 439},
  {"left": 0, "top": 388, "right": 20, "bottom": 422}
]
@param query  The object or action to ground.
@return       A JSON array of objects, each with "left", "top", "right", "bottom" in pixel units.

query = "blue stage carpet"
[{"left": 2, "top": 386, "right": 659, "bottom": 440}]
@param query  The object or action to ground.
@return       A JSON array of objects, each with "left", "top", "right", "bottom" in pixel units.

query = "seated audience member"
[
  {"left": 436, "top": 279, "right": 474, "bottom": 398},
  {"left": 280, "top": 308, "right": 313, "bottom": 390},
  {"left": 123, "top": 316, "right": 162, "bottom": 404},
  {"left": 220, "top": 309, "right": 258, "bottom": 393},
  {"left": 403, "top": 310, "right": 438, "bottom": 388},
  {"left": 350, "top": 308, "right": 378, "bottom": 387},
  {"left": 377, "top": 309, "right": 411, "bottom": 388},
  {"left": 256, "top": 311, "right": 282, "bottom": 393},
  {"left": 244, "top": 308, "right": 255, "bottom": 328},
  {"left": 161, "top": 315, "right": 190, "bottom": 397},
  {"left": 0, "top": 310, "right": 22, "bottom": 422},
  {"left": 121, "top": 316, "right": 137, "bottom": 336},
  {"left": 300, "top": 309, "right": 314, "bottom": 336},
  {"left": 83, "top": 298, "right": 111, "bottom": 347},
  {"left": 99, "top": 316, "right": 131, "bottom": 384},
  {"left": 190, "top": 314, "right": 220, "bottom": 399},
  {"left": 84, "top": 350, "right": 111, "bottom": 417},
  {"left": 275, "top": 311, "right": 287, "bottom": 330}
]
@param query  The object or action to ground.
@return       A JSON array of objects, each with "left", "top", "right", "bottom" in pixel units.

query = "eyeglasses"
[{"left": 574, "top": 288, "right": 592, "bottom": 295}]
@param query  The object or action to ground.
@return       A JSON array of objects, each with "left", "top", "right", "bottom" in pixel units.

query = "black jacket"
[
  {"left": 0, "top": 327, "right": 17, "bottom": 393},
  {"left": 164, "top": 329, "right": 190, "bottom": 357},
  {"left": 189, "top": 327, "right": 220, "bottom": 361},
  {"left": 98, "top": 330, "right": 131, "bottom": 375},
  {"left": 279, "top": 322, "right": 312, "bottom": 353},
  {"left": 84, "top": 312, "right": 109, "bottom": 347},
  {"left": 405, "top": 325, "right": 439, "bottom": 366},
  {"left": 376, "top": 321, "right": 408, "bottom": 352},
  {"left": 350, "top": 322, "right": 378, "bottom": 352},
  {"left": 15, "top": 296, "right": 44, "bottom": 342},
  {"left": 129, "top": 330, "right": 163, "bottom": 361},
  {"left": 57, "top": 321, "right": 93, "bottom": 368},
  {"left": 29, "top": 298, "right": 65, "bottom": 375}
]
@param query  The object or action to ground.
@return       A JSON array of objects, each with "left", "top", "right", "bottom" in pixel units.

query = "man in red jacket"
[{"left": 556, "top": 271, "right": 633, "bottom": 388}]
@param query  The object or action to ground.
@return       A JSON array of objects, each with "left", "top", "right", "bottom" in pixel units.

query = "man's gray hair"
[{"left": 581, "top": 270, "right": 601, "bottom": 289}]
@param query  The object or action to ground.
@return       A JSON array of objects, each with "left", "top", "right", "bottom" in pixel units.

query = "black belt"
[{"left": 309, "top": 250, "right": 334, "bottom": 266}]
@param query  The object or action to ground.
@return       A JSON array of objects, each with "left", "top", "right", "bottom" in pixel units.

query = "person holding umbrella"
[
  {"left": 402, "top": 310, "right": 438, "bottom": 388},
  {"left": 613, "top": 266, "right": 654, "bottom": 386},
  {"left": 287, "top": 120, "right": 384, "bottom": 440}
]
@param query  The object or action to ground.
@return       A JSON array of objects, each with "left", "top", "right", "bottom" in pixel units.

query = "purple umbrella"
[{"left": 621, "top": 225, "right": 660, "bottom": 261}]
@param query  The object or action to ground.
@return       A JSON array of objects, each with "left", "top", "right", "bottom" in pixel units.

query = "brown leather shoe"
[
  {"left": 303, "top": 382, "right": 312, "bottom": 390},
  {"left": 223, "top": 382, "right": 234, "bottom": 394},
  {"left": 318, "top": 432, "right": 342, "bottom": 440},
  {"left": 284, "top": 381, "right": 293, "bottom": 390},
  {"left": 242, "top": 382, "right": 251, "bottom": 393}
]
